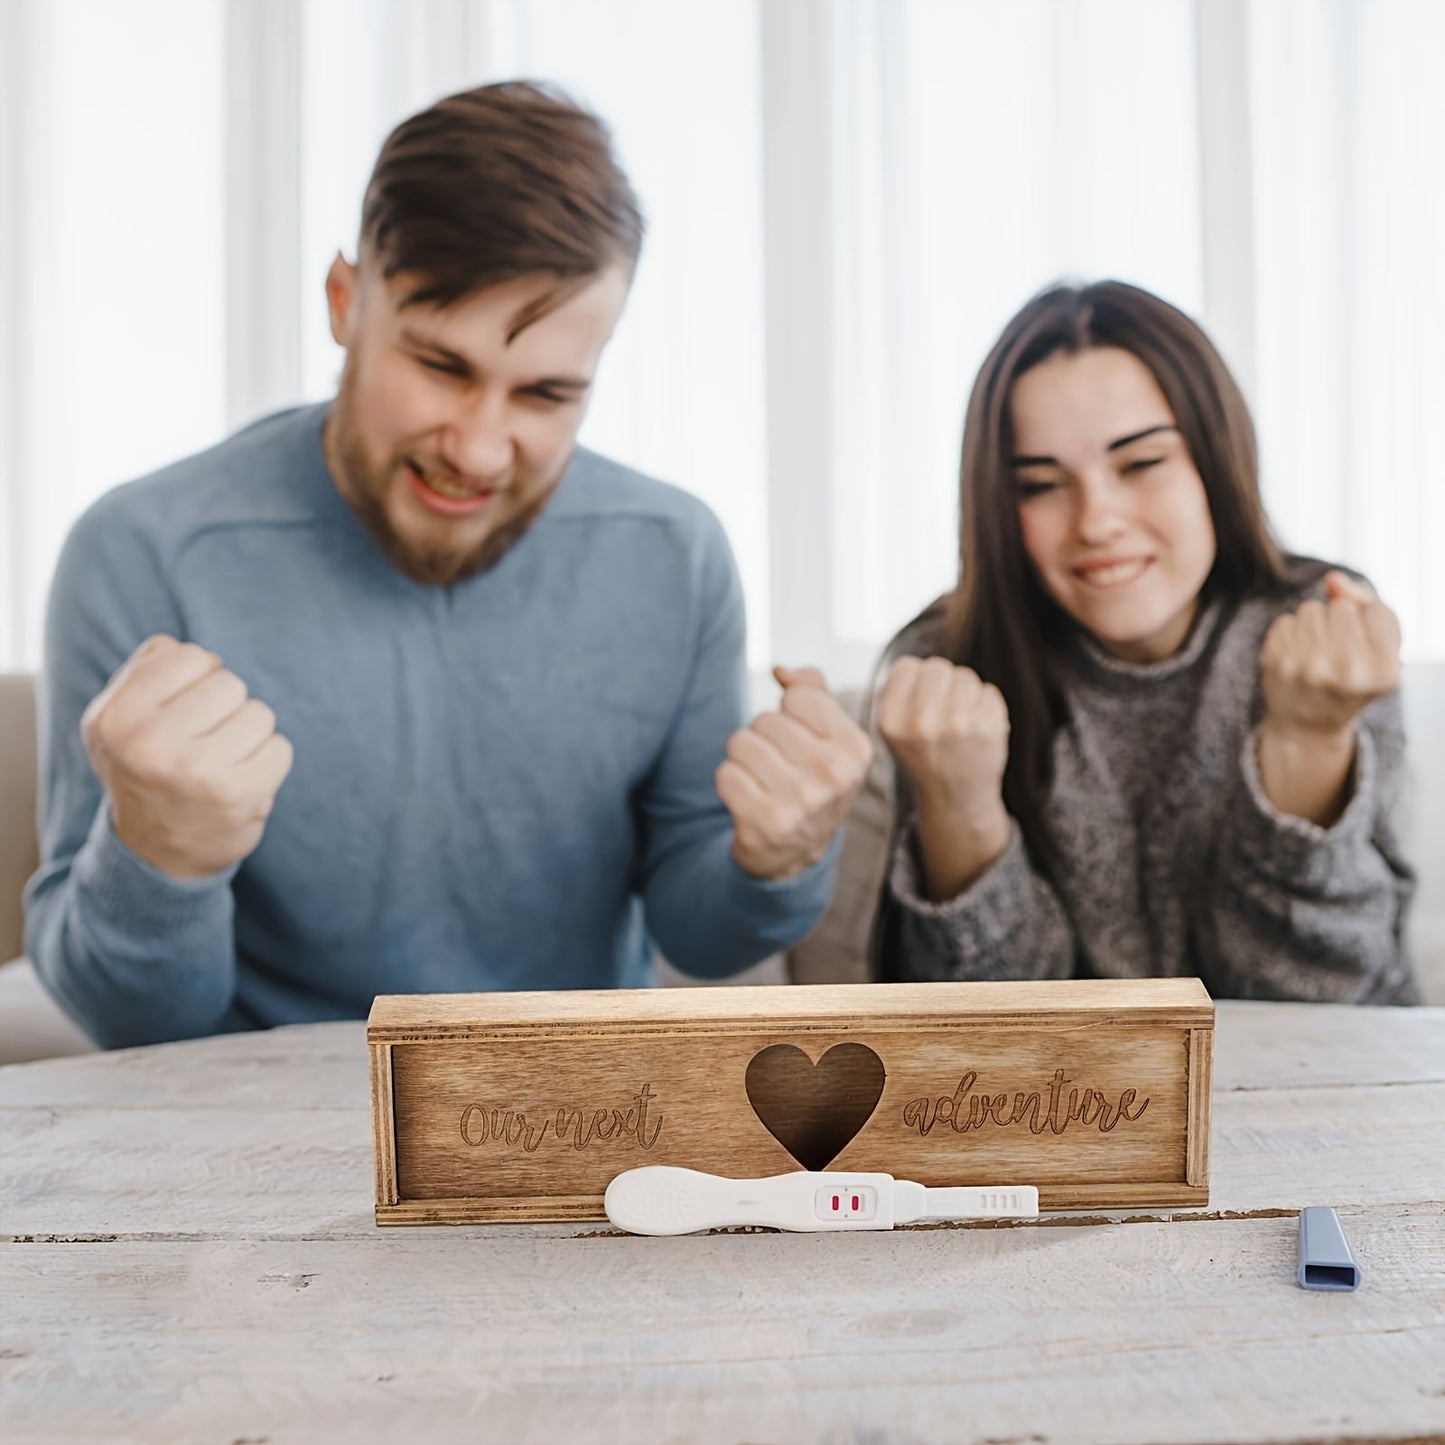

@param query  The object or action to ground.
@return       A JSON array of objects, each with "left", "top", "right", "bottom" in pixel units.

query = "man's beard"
[{"left": 323, "top": 369, "right": 560, "bottom": 588}]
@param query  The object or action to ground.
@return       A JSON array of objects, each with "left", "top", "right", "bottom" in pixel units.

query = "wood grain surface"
[
  {"left": 367, "top": 976, "right": 1215, "bottom": 1037},
  {"left": 373, "top": 979, "right": 1214, "bottom": 1220},
  {"left": 3, "top": 1000, "right": 1443, "bottom": 1445}
]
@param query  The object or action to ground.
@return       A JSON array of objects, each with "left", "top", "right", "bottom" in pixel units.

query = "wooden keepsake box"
[{"left": 368, "top": 977, "right": 1213, "bottom": 1225}]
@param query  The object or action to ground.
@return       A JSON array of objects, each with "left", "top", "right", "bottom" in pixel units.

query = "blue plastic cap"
[{"left": 1297, "top": 1206, "right": 1362, "bottom": 1291}]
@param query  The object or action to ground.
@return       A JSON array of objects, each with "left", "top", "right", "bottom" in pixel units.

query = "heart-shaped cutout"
[{"left": 745, "top": 1042, "right": 886, "bottom": 1170}]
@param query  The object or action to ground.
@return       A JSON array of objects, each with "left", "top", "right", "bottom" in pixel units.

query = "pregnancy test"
[{"left": 605, "top": 1165, "right": 1039, "bottom": 1235}]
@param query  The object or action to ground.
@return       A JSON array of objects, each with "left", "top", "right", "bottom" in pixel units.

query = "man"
[{"left": 25, "top": 82, "right": 870, "bottom": 1048}]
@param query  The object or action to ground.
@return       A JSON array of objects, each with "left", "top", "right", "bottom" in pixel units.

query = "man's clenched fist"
[
  {"left": 81, "top": 635, "right": 295, "bottom": 880},
  {"left": 715, "top": 666, "right": 872, "bottom": 880}
]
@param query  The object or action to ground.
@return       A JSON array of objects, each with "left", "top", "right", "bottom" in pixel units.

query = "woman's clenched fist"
[
  {"left": 1260, "top": 571, "right": 1401, "bottom": 739},
  {"left": 1255, "top": 572, "right": 1402, "bottom": 827},
  {"left": 877, "top": 656, "right": 1010, "bottom": 822},
  {"left": 877, "top": 656, "right": 1012, "bottom": 900}
]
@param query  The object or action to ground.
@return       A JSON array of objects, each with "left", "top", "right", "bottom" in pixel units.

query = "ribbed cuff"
[
  {"left": 1235, "top": 724, "right": 1380, "bottom": 889},
  {"left": 73, "top": 802, "right": 237, "bottom": 934},
  {"left": 889, "top": 820, "right": 1031, "bottom": 954},
  {"left": 726, "top": 829, "right": 844, "bottom": 923}
]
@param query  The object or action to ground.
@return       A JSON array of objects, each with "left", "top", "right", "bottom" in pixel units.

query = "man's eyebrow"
[
  {"left": 398, "top": 328, "right": 591, "bottom": 390},
  {"left": 1012, "top": 424, "right": 1178, "bottom": 468},
  {"left": 400, "top": 327, "right": 472, "bottom": 367}
]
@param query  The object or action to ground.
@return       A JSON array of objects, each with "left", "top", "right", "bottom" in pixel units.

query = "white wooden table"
[{"left": 2, "top": 1001, "right": 1442, "bottom": 1445}]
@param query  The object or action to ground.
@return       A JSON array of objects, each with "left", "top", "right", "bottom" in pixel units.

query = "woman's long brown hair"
[{"left": 941, "top": 280, "right": 1307, "bottom": 874}]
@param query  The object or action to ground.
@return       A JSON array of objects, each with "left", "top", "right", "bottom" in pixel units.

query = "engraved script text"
[
  {"left": 459, "top": 1083, "right": 664, "bottom": 1153},
  {"left": 902, "top": 1069, "right": 1150, "bottom": 1138}
]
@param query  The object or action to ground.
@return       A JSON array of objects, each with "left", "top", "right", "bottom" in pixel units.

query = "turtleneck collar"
[{"left": 1066, "top": 594, "right": 1227, "bottom": 687}]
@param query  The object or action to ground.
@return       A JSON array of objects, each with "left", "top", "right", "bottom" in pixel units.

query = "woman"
[{"left": 792, "top": 280, "right": 1418, "bottom": 1002}]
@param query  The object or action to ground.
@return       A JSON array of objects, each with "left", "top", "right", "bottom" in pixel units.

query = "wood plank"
[
  {"left": 0, "top": 1022, "right": 370, "bottom": 1110},
  {"left": 3, "top": 1080, "right": 1441, "bottom": 1241},
  {"left": 376, "top": 1180, "right": 1210, "bottom": 1227},
  {"left": 4, "top": 1208, "right": 1441, "bottom": 1444},
  {"left": 367, "top": 976, "right": 1215, "bottom": 1038},
  {"left": 1212, "top": 1003, "right": 1445, "bottom": 1089},
  {"left": 2, "top": 1003, "right": 1435, "bottom": 1116},
  {"left": 0, "top": 1107, "right": 377, "bottom": 1240},
  {"left": 384, "top": 1018, "right": 1202, "bottom": 1219},
  {"left": 1200, "top": 1081, "right": 1445, "bottom": 1217},
  {"left": 1187, "top": 1025, "right": 1213, "bottom": 1187},
  {"left": 369, "top": 1042, "right": 397, "bottom": 1208}
]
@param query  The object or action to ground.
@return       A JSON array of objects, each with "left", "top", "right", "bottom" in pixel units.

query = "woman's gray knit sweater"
[{"left": 791, "top": 583, "right": 1420, "bottom": 1004}]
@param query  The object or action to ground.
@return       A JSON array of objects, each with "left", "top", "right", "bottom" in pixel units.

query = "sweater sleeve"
[
  {"left": 22, "top": 495, "right": 241, "bottom": 1047},
  {"left": 634, "top": 505, "right": 838, "bottom": 978},
  {"left": 884, "top": 821, "right": 1076, "bottom": 982},
  {"left": 1199, "top": 692, "right": 1419, "bottom": 1003}
]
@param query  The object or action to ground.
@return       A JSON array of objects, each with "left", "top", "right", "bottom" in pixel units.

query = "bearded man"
[{"left": 26, "top": 82, "right": 868, "bottom": 1047}]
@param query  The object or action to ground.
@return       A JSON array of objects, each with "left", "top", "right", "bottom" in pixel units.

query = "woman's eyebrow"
[
  {"left": 1011, "top": 423, "right": 1179, "bottom": 467},
  {"left": 1106, "top": 423, "right": 1178, "bottom": 452}
]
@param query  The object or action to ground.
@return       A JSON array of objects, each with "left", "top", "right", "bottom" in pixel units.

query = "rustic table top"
[{"left": 2, "top": 999, "right": 1442, "bottom": 1445}]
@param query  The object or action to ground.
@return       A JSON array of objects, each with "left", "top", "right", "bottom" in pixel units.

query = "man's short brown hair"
[{"left": 360, "top": 81, "right": 645, "bottom": 311}]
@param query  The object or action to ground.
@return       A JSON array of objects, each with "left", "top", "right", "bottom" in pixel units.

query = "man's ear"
[{"left": 325, "top": 252, "right": 360, "bottom": 346}]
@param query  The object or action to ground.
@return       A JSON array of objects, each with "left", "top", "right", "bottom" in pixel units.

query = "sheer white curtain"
[
  {"left": 811, "top": 0, "right": 1445, "bottom": 671},
  {"left": 823, "top": 0, "right": 1205, "bottom": 662},
  {"left": 0, "top": 0, "right": 772, "bottom": 671},
  {"left": 0, "top": 0, "right": 227, "bottom": 674},
  {"left": 1248, "top": 0, "right": 1445, "bottom": 659},
  {"left": 2, "top": 0, "right": 1443, "bottom": 680},
  {"left": 295, "top": 0, "right": 774, "bottom": 669}
]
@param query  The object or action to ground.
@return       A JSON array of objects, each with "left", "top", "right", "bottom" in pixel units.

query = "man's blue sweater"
[{"left": 25, "top": 405, "right": 836, "bottom": 1046}]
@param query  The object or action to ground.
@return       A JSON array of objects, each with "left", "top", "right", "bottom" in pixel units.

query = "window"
[{"left": 3, "top": 0, "right": 1443, "bottom": 676}]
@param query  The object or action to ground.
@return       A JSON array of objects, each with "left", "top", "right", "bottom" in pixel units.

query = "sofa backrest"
[{"left": 0, "top": 673, "right": 38, "bottom": 964}]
